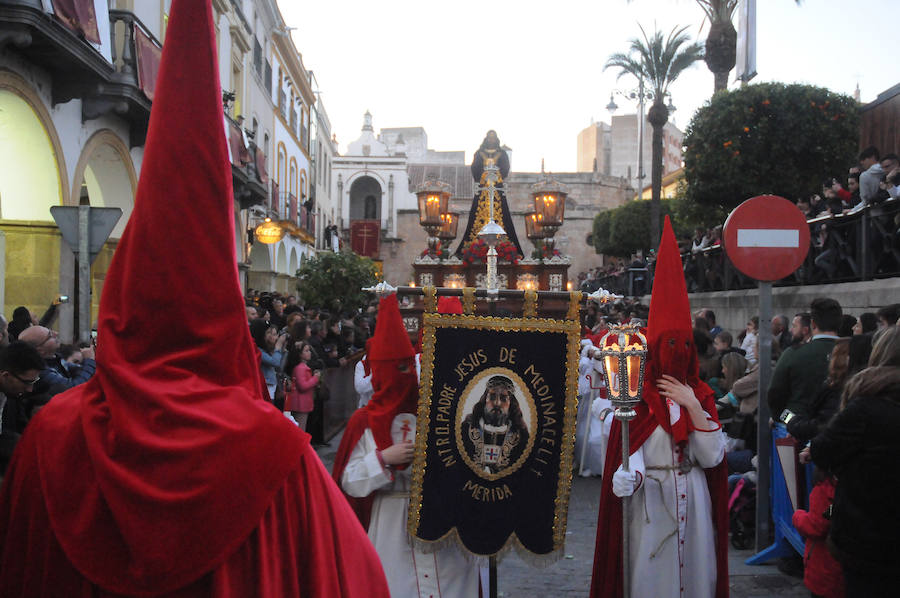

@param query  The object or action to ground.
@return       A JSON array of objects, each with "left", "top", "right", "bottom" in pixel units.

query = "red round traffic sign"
[{"left": 723, "top": 195, "right": 810, "bottom": 282}]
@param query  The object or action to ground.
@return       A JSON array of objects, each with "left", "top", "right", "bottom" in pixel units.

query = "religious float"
[{"left": 411, "top": 131, "right": 571, "bottom": 296}]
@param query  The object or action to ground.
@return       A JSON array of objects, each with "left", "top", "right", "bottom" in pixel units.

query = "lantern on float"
[{"left": 416, "top": 179, "right": 451, "bottom": 253}]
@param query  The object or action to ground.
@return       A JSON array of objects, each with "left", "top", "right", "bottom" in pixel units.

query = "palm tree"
[
  {"left": 605, "top": 25, "right": 703, "bottom": 250},
  {"left": 697, "top": 1, "right": 739, "bottom": 93}
]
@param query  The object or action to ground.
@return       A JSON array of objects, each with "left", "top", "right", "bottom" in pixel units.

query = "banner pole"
[{"left": 489, "top": 555, "right": 497, "bottom": 598}]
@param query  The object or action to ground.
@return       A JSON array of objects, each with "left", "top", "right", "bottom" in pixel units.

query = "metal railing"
[
  {"left": 682, "top": 198, "right": 900, "bottom": 292},
  {"left": 581, "top": 198, "right": 900, "bottom": 297}
]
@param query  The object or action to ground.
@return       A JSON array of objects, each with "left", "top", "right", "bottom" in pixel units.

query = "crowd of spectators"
[
  {"left": 695, "top": 300, "right": 900, "bottom": 596},
  {"left": 579, "top": 296, "right": 900, "bottom": 594},
  {"left": 243, "top": 290, "right": 382, "bottom": 445},
  {"left": 683, "top": 146, "right": 900, "bottom": 290},
  {"left": 0, "top": 299, "right": 97, "bottom": 475}
]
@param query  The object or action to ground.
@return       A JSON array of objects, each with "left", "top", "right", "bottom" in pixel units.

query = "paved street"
[{"left": 316, "top": 433, "right": 806, "bottom": 598}]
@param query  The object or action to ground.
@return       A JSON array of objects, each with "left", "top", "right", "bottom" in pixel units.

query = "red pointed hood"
[
  {"left": 368, "top": 293, "right": 415, "bottom": 362},
  {"left": 645, "top": 216, "right": 701, "bottom": 444},
  {"left": 38, "top": 0, "right": 304, "bottom": 594}
]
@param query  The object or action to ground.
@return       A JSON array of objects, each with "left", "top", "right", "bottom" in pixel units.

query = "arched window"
[
  {"left": 277, "top": 144, "right": 286, "bottom": 189},
  {"left": 289, "top": 158, "right": 297, "bottom": 197},
  {"left": 300, "top": 170, "right": 307, "bottom": 200}
]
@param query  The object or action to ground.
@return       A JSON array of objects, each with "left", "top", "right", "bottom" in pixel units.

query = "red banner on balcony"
[
  {"left": 51, "top": 0, "right": 100, "bottom": 44},
  {"left": 350, "top": 220, "right": 380, "bottom": 258},
  {"left": 255, "top": 147, "right": 268, "bottom": 184},
  {"left": 135, "top": 24, "right": 162, "bottom": 101},
  {"left": 289, "top": 194, "right": 298, "bottom": 222},
  {"left": 228, "top": 120, "right": 251, "bottom": 167},
  {"left": 271, "top": 182, "right": 279, "bottom": 214}
]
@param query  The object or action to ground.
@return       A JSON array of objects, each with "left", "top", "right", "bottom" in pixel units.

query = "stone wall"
[{"left": 686, "top": 278, "right": 900, "bottom": 338}]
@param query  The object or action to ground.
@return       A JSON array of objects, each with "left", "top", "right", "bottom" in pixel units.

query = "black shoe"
[{"left": 776, "top": 555, "right": 804, "bottom": 578}]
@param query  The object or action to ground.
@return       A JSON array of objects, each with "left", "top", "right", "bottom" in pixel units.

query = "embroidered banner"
[
  {"left": 350, "top": 220, "right": 380, "bottom": 258},
  {"left": 409, "top": 313, "right": 580, "bottom": 558}
]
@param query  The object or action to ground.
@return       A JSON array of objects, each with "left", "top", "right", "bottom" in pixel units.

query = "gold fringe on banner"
[
  {"left": 462, "top": 287, "right": 476, "bottom": 315},
  {"left": 523, "top": 289, "right": 538, "bottom": 318},
  {"left": 566, "top": 291, "right": 583, "bottom": 321},
  {"left": 424, "top": 286, "right": 437, "bottom": 313}
]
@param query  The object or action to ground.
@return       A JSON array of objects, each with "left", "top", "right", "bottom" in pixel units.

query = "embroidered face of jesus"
[{"left": 485, "top": 383, "right": 511, "bottom": 426}]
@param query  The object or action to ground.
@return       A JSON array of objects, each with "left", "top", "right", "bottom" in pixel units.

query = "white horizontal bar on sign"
[{"left": 736, "top": 229, "right": 800, "bottom": 248}]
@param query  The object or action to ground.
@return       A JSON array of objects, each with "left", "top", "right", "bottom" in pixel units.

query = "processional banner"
[{"left": 408, "top": 292, "right": 581, "bottom": 559}]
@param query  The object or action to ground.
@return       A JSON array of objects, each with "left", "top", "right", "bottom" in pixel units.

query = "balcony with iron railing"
[
  {"left": 272, "top": 191, "right": 315, "bottom": 244},
  {"left": 227, "top": 114, "right": 267, "bottom": 207},
  {"left": 1, "top": 2, "right": 161, "bottom": 145}
]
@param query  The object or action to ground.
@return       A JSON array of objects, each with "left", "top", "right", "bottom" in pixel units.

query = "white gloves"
[{"left": 612, "top": 465, "right": 641, "bottom": 497}]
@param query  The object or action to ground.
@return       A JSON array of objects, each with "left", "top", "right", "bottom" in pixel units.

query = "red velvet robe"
[{"left": 0, "top": 395, "right": 389, "bottom": 598}]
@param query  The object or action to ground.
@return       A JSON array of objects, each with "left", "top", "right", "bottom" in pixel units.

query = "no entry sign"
[{"left": 723, "top": 195, "right": 810, "bottom": 282}]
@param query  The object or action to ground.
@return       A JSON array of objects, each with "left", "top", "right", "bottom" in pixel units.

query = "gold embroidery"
[
  {"left": 523, "top": 289, "right": 538, "bottom": 318},
  {"left": 462, "top": 287, "right": 476, "bottom": 315},
  {"left": 424, "top": 286, "right": 437, "bottom": 313}
]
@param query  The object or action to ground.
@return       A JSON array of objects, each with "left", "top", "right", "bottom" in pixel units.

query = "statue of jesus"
[{"left": 454, "top": 130, "right": 524, "bottom": 258}]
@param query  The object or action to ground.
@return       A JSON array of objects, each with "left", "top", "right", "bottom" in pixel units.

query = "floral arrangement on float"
[
  {"left": 531, "top": 240, "right": 561, "bottom": 261},
  {"left": 420, "top": 240, "right": 451, "bottom": 260},
  {"left": 461, "top": 238, "right": 520, "bottom": 265}
]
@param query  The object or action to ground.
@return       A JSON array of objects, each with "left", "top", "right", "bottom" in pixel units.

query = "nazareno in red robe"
[
  {"left": 589, "top": 217, "right": 729, "bottom": 598},
  {"left": 0, "top": 0, "right": 388, "bottom": 595}
]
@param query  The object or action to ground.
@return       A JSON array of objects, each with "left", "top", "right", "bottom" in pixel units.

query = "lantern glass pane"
[
  {"left": 626, "top": 355, "right": 642, "bottom": 398},
  {"left": 604, "top": 355, "right": 620, "bottom": 398}
]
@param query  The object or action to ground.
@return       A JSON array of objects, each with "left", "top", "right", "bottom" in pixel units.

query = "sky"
[{"left": 276, "top": 0, "right": 897, "bottom": 173}]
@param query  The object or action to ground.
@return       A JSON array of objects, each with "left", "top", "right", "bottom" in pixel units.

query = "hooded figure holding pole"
[
  {"left": 590, "top": 217, "right": 729, "bottom": 598},
  {"left": 0, "top": 1, "right": 387, "bottom": 596},
  {"left": 333, "top": 293, "right": 479, "bottom": 598}
]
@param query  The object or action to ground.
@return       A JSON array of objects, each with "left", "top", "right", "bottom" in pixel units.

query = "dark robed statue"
[{"left": 454, "top": 130, "right": 524, "bottom": 257}]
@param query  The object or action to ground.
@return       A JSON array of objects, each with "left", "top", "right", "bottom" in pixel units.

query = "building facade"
[
  {"left": 332, "top": 113, "right": 632, "bottom": 285},
  {"left": 0, "top": 0, "right": 324, "bottom": 340},
  {"left": 577, "top": 115, "right": 683, "bottom": 195}
]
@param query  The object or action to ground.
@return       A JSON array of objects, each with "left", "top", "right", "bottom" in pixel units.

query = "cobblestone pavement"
[{"left": 316, "top": 434, "right": 807, "bottom": 598}]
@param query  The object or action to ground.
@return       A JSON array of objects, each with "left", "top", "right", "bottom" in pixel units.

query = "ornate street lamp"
[
  {"left": 598, "top": 323, "right": 648, "bottom": 598},
  {"left": 416, "top": 179, "right": 451, "bottom": 253},
  {"left": 531, "top": 178, "right": 567, "bottom": 251}
]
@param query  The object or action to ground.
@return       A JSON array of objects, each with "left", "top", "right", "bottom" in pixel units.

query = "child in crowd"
[
  {"left": 792, "top": 472, "right": 845, "bottom": 598},
  {"left": 284, "top": 341, "right": 319, "bottom": 430}
]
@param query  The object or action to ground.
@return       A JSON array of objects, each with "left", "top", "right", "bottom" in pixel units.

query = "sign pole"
[
  {"left": 78, "top": 205, "right": 91, "bottom": 344},
  {"left": 755, "top": 281, "right": 772, "bottom": 551},
  {"left": 721, "top": 194, "right": 810, "bottom": 558}
]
